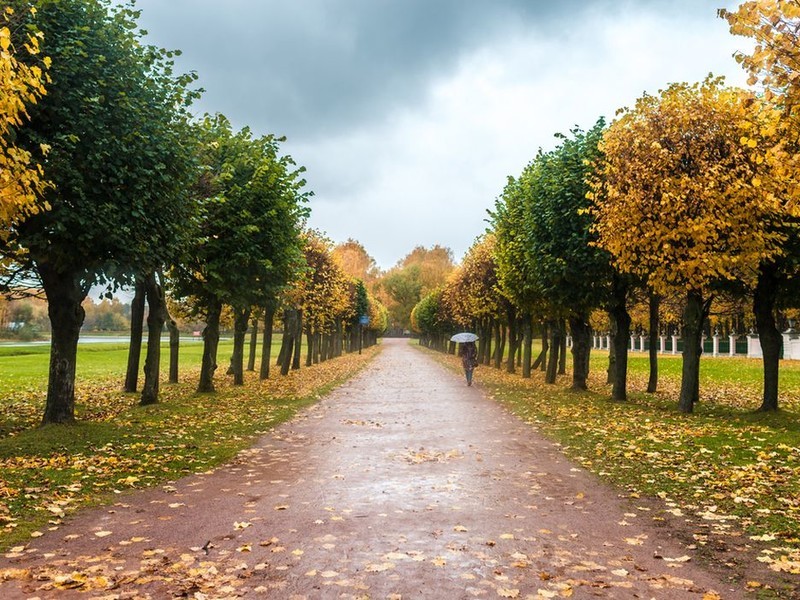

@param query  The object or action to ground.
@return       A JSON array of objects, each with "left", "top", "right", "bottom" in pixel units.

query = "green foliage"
[
  {"left": 516, "top": 119, "right": 609, "bottom": 316},
  {"left": 170, "top": 114, "right": 309, "bottom": 316},
  {"left": 4, "top": 0, "right": 199, "bottom": 289}
]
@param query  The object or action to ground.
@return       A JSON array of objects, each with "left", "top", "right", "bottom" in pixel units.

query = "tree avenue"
[
  {"left": 169, "top": 114, "right": 310, "bottom": 394},
  {"left": 2, "top": 0, "right": 198, "bottom": 424},
  {"left": 590, "top": 77, "right": 782, "bottom": 413}
]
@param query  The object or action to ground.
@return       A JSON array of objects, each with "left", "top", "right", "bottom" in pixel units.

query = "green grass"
[
  {"left": 0, "top": 336, "right": 379, "bottom": 551},
  {"left": 424, "top": 344, "right": 800, "bottom": 596}
]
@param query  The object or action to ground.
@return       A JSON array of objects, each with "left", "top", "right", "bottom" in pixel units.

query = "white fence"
[{"left": 570, "top": 330, "right": 800, "bottom": 360}]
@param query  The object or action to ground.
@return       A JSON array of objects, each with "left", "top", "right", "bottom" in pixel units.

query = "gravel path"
[{"left": 0, "top": 338, "right": 744, "bottom": 599}]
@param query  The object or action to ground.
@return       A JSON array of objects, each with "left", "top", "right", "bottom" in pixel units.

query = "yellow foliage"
[
  {"left": 589, "top": 77, "right": 783, "bottom": 296},
  {"left": 0, "top": 7, "right": 50, "bottom": 238}
]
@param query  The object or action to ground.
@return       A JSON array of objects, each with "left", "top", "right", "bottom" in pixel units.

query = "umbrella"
[{"left": 450, "top": 332, "right": 479, "bottom": 343}]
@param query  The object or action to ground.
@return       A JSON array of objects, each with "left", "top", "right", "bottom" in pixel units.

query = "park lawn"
[
  {"left": 425, "top": 344, "right": 800, "bottom": 595},
  {"left": 0, "top": 339, "right": 380, "bottom": 551}
]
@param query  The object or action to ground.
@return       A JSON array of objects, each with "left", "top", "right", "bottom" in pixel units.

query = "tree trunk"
[
  {"left": 569, "top": 314, "right": 591, "bottom": 391},
  {"left": 292, "top": 310, "right": 303, "bottom": 370},
  {"left": 124, "top": 277, "right": 146, "bottom": 392},
  {"left": 754, "top": 262, "right": 782, "bottom": 412},
  {"left": 647, "top": 292, "right": 660, "bottom": 393},
  {"left": 305, "top": 326, "right": 314, "bottom": 367},
  {"left": 231, "top": 306, "right": 250, "bottom": 385},
  {"left": 609, "top": 274, "right": 630, "bottom": 402},
  {"left": 167, "top": 317, "right": 179, "bottom": 384},
  {"left": 39, "top": 264, "right": 86, "bottom": 425},
  {"left": 521, "top": 313, "right": 533, "bottom": 379},
  {"left": 558, "top": 318, "right": 567, "bottom": 375},
  {"left": 280, "top": 309, "right": 297, "bottom": 376},
  {"left": 141, "top": 271, "right": 167, "bottom": 406},
  {"left": 678, "top": 290, "right": 709, "bottom": 413},
  {"left": 247, "top": 316, "right": 258, "bottom": 372},
  {"left": 493, "top": 321, "right": 503, "bottom": 369},
  {"left": 545, "top": 320, "right": 561, "bottom": 384},
  {"left": 334, "top": 319, "right": 343, "bottom": 357},
  {"left": 198, "top": 299, "right": 222, "bottom": 393},
  {"left": 532, "top": 321, "right": 548, "bottom": 371},
  {"left": 506, "top": 306, "right": 518, "bottom": 374},
  {"left": 607, "top": 312, "right": 616, "bottom": 385},
  {"left": 260, "top": 304, "right": 275, "bottom": 380}
]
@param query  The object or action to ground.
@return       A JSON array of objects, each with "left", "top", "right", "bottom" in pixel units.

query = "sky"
[{"left": 125, "top": 0, "right": 750, "bottom": 271}]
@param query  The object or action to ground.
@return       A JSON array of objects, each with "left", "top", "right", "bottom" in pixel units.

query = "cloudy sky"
[{"left": 127, "top": 0, "right": 750, "bottom": 270}]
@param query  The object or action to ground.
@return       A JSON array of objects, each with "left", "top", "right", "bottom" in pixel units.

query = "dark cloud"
[{"left": 129, "top": 0, "right": 719, "bottom": 141}]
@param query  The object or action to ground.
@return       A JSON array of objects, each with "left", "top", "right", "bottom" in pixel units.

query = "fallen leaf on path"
[{"left": 320, "top": 570, "right": 339, "bottom": 578}]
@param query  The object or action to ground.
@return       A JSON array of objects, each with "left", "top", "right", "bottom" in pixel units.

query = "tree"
[
  {"left": 169, "top": 114, "right": 309, "bottom": 392},
  {"left": 291, "top": 231, "right": 350, "bottom": 367},
  {"left": 721, "top": 1, "right": 800, "bottom": 411},
  {"left": 440, "top": 235, "right": 506, "bottom": 367},
  {"left": 332, "top": 239, "right": 382, "bottom": 292},
  {"left": 381, "top": 245, "right": 455, "bottom": 332},
  {"left": 492, "top": 175, "right": 545, "bottom": 379},
  {"left": 518, "top": 121, "right": 610, "bottom": 391},
  {"left": 591, "top": 77, "right": 782, "bottom": 413},
  {"left": 0, "top": 5, "right": 50, "bottom": 239},
  {"left": 2, "top": 0, "right": 199, "bottom": 423}
]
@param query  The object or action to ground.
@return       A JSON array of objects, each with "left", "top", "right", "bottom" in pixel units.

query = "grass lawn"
[
  {"left": 0, "top": 336, "right": 380, "bottom": 551},
  {"left": 423, "top": 343, "right": 800, "bottom": 597}
]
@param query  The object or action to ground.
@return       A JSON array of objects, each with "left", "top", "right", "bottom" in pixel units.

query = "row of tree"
[
  {"left": 0, "top": 0, "right": 386, "bottom": 425},
  {"left": 412, "top": 2, "right": 800, "bottom": 413}
]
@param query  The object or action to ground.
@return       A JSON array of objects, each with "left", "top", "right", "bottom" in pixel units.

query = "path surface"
[{"left": 0, "top": 339, "right": 743, "bottom": 599}]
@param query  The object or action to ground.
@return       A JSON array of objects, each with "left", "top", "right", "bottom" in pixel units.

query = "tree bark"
[
  {"left": 198, "top": 299, "right": 222, "bottom": 393},
  {"left": 124, "top": 277, "right": 146, "bottom": 392},
  {"left": 279, "top": 309, "right": 297, "bottom": 376},
  {"left": 545, "top": 320, "right": 561, "bottom": 384},
  {"left": 292, "top": 309, "right": 303, "bottom": 370},
  {"left": 141, "top": 271, "right": 167, "bottom": 406},
  {"left": 305, "top": 326, "right": 314, "bottom": 367},
  {"left": 647, "top": 292, "right": 660, "bottom": 393},
  {"left": 493, "top": 320, "right": 503, "bottom": 369},
  {"left": 521, "top": 313, "right": 533, "bottom": 379},
  {"left": 39, "top": 264, "right": 86, "bottom": 425},
  {"left": 506, "top": 306, "right": 518, "bottom": 374},
  {"left": 678, "top": 290, "right": 709, "bottom": 413},
  {"left": 231, "top": 306, "right": 250, "bottom": 385},
  {"left": 569, "top": 313, "right": 591, "bottom": 391},
  {"left": 167, "top": 317, "right": 179, "bottom": 384},
  {"left": 558, "top": 318, "right": 567, "bottom": 375},
  {"left": 260, "top": 304, "right": 275, "bottom": 380},
  {"left": 609, "top": 274, "right": 630, "bottom": 402},
  {"left": 754, "top": 262, "right": 782, "bottom": 412},
  {"left": 247, "top": 316, "right": 258, "bottom": 372},
  {"left": 607, "top": 313, "right": 616, "bottom": 385},
  {"left": 532, "top": 321, "right": 548, "bottom": 371}
]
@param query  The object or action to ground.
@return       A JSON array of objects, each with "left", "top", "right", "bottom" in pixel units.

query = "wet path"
[{"left": 0, "top": 339, "right": 742, "bottom": 599}]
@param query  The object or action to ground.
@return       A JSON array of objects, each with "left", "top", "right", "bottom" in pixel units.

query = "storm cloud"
[{"left": 127, "top": 0, "right": 750, "bottom": 268}]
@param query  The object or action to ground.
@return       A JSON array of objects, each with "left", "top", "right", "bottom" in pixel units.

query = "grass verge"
[
  {"left": 421, "top": 344, "right": 800, "bottom": 598},
  {"left": 0, "top": 343, "right": 380, "bottom": 551}
]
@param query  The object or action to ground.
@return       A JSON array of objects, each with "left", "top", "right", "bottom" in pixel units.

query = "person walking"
[{"left": 459, "top": 340, "right": 478, "bottom": 386}]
